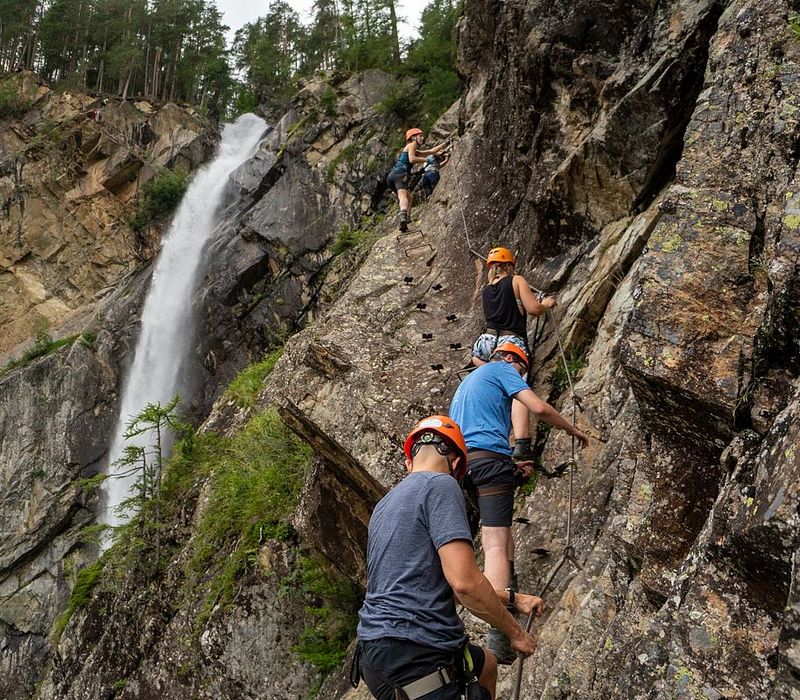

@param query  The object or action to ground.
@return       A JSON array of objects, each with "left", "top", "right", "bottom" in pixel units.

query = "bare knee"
[{"left": 481, "top": 527, "right": 512, "bottom": 589}]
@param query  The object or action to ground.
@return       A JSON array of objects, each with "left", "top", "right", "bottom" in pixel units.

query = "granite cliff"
[{"left": 2, "top": 0, "right": 800, "bottom": 698}]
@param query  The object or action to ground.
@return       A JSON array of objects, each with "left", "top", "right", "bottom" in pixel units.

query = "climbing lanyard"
[{"left": 512, "top": 309, "right": 581, "bottom": 700}]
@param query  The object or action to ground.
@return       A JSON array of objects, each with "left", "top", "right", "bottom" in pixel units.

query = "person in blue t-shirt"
[
  {"left": 355, "top": 415, "right": 543, "bottom": 700},
  {"left": 449, "top": 344, "right": 589, "bottom": 664}
]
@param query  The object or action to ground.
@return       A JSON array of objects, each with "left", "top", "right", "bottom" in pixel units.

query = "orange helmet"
[
  {"left": 493, "top": 342, "right": 529, "bottom": 370},
  {"left": 405, "top": 127, "right": 424, "bottom": 141},
  {"left": 486, "top": 247, "right": 515, "bottom": 266},
  {"left": 403, "top": 415, "right": 468, "bottom": 479}
]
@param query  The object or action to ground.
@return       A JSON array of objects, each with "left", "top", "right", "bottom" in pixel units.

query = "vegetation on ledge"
[
  {"left": 225, "top": 348, "right": 284, "bottom": 408},
  {"left": 129, "top": 169, "right": 189, "bottom": 233},
  {"left": 1, "top": 331, "right": 96, "bottom": 378}
]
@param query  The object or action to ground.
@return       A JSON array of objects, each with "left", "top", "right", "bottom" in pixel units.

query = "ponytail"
[{"left": 487, "top": 261, "right": 515, "bottom": 283}]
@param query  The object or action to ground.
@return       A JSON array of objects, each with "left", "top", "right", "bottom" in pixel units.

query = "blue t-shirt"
[
  {"left": 357, "top": 472, "right": 473, "bottom": 650},
  {"left": 449, "top": 362, "right": 529, "bottom": 455}
]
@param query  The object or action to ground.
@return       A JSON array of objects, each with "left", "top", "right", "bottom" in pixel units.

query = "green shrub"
[
  {"left": 518, "top": 471, "right": 539, "bottom": 497},
  {"left": 129, "top": 169, "right": 188, "bottom": 232},
  {"left": 376, "top": 81, "right": 420, "bottom": 122},
  {"left": 790, "top": 13, "right": 800, "bottom": 40},
  {"left": 331, "top": 224, "right": 361, "bottom": 254},
  {"left": 183, "top": 409, "right": 312, "bottom": 624},
  {"left": 290, "top": 555, "right": 358, "bottom": 672},
  {"left": 225, "top": 348, "right": 284, "bottom": 408},
  {"left": 52, "top": 560, "right": 106, "bottom": 639},
  {"left": 80, "top": 331, "right": 97, "bottom": 348},
  {"left": 330, "top": 214, "right": 384, "bottom": 256},
  {"left": 552, "top": 352, "right": 587, "bottom": 393},
  {"left": 0, "top": 81, "right": 32, "bottom": 119},
  {"left": 319, "top": 86, "right": 337, "bottom": 116}
]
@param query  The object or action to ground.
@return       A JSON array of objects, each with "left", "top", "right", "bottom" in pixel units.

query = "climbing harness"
[
  {"left": 351, "top": 639, "right": 488, "bottom": 699},
  {"left": 511, "top": 308, "right": 582, "bottom": 700}
]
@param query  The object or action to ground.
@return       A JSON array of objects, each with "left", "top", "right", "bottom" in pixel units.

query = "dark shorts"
[
  {"left": 467, "top": 455, "right": 516, "bottom": 528},
  {"left": 359, "top": 638, "right": 487, "bottom": 700},
  {"left": 387, "top": 169, "right": 410, "bottom": 192}
]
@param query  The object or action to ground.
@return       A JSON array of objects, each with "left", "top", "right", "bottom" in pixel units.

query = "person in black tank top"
[
  {"left": 482, "top": 276, "right": 527, "bottom": 339},
  {"left": 469, "top": 247, "right": 556, "bottom": 463}
]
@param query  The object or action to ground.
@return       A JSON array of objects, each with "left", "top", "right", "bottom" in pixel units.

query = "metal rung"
[
  {"left": 404, "top": 242, "right": 434, "bottom": 257},
  {"left": 396, "top": 227, "right": 425, "bottom": 241}
]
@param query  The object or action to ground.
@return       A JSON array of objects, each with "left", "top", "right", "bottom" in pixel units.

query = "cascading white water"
[{"left": 99, "top": 114, "right": 267, "bottom": 534}]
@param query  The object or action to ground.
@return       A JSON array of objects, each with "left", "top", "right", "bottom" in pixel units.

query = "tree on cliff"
[{"left": 108, "top": 396, "right": 189, "bottom": 570}]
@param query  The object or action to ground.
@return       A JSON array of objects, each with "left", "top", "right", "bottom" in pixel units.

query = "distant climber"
[
  {"left": 414, "top": 151, "right": 449, "bottom": 201},
  {"left": 387, "top": 127, "right": 446, "bottom": 232},
  {"left": 449, "top": 347, "right": 589, "bottom": 664},
  {"left": 354, "top": 415, "right": 544, "bottom": 700},
  {"left": 471, "top": 246, "right": 556, "bottom": 462}
]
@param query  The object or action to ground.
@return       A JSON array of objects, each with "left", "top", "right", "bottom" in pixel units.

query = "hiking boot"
[
  {"left": 512, "top": 438, "right": 534, "bottom": 462},
  {"left": 398, "top": 210, "right": 410, "bottom": 232},
  {"left": 486, "top": 626, "right": 516, "bottom": 665}
]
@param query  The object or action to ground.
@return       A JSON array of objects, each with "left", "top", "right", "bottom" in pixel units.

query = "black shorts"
[
  {"left": 467, "top": 455, "right": 516, "bottom": 528},
  {"left": 359, "top": 638, "right": 487, "bottom": 700},
  {"left": 387, "top": 169, "right": 409, "bottom": 192}
]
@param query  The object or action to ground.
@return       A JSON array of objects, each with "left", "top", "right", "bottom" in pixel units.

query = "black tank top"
[{"left": 482, "top": 275, "right": 526, "bottom": 337}]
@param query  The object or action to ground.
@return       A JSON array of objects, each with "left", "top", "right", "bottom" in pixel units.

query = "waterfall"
[{"left": 99, "top": 113, "right": 267, "bottom": 534}]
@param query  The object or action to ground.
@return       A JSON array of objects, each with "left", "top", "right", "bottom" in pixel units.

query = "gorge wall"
[
  {"left": 2, "top": 0, "right": 800, "bottom": 698},
  {"left": 0, "top": 68, "right": 419, "bottom": 698}
]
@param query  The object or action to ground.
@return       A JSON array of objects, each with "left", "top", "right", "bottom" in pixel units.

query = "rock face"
[
  {"left": 0, "top": 71, "right": 215, "bottom": 357},
  {"left": 0, "top": 336, "right": 116, "bottom": 699},
  {"left": 0, "top": 70, "right": 410, "bottom": 698},
  {"left": 6, "top": 1, "right": 800, "bottom": 698},
  {"left": 189, "top": 70, "right": 412, "bottom": 410},
  {"left": 0, "top": 78, "right": 216, "bottom": 700},
  {"left": 265, "top": 0, "right": 800, "bottom": 698}
]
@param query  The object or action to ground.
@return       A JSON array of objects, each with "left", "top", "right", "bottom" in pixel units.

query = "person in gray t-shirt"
[{"left": 355, "top": 416, "right": 543, "bottom": 700}]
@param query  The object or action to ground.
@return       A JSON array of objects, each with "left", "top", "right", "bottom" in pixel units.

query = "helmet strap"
[{"left": 410, "top": 432, "right": 455, "bottom": 459}]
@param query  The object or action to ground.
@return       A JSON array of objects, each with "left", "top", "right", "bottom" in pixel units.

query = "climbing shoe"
[
  {"left": 398, "top": 209, "right": 410, "bottom": 232},
  {"left": 486, "top": 626, "right": 516, "bottom": 665},
  {"left": 512, "top": 438, "right": 534, "bottom": 462}
]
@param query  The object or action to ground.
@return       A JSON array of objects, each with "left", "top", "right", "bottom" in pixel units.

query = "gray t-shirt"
[{"left": 357, "top": 471, "right": 473, "bottom": 650}]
